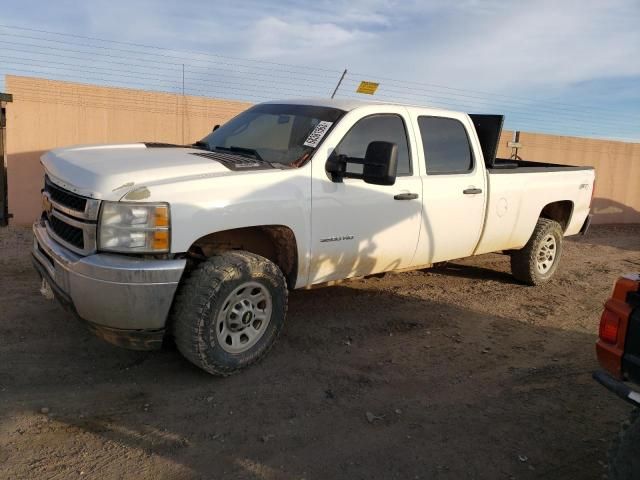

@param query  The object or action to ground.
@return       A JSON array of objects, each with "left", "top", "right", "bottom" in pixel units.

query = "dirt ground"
[{"left": 1, "top": 225, "right": 639, "bottom": 480}]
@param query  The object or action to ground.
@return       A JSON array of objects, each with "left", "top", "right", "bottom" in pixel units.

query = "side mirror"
[
  {"left": 362, "top": 141, "right": 398, "bottom": 186},
  {"left": 326, "top": 141, "right": 398, "bottom": 186},
  {"left": 212, "top": 124, "right": 220, "bottom": 132}
]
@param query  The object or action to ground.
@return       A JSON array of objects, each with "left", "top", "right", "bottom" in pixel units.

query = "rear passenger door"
[{"left": 411, "top": 114, "right": 487, "bottom": 265}]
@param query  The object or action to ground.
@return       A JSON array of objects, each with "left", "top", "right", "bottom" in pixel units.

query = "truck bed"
[
  {"left": 473, "top": 161, "right": 595, "bottom": 256},
  {"left": 489, "top": 158, "right": 595, "bottom": 173}
]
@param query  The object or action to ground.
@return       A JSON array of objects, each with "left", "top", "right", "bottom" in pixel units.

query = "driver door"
[{"left": 308, "top": 106, "right": 423, "bottom": 285}]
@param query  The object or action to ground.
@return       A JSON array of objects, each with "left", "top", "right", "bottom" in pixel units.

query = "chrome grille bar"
[
  {"left": 42, "top": 176, "right": 100, "bottom": 256},
  {"left": 45, "top": 210, "right": 97, "bottom": 256},
  {"left": 44, "top": 175, "right": 100, "bottom": 221}
]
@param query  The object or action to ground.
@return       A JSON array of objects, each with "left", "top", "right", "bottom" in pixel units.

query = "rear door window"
[{"left": 418, "top": 116, "right": 474, "bottom": 174}]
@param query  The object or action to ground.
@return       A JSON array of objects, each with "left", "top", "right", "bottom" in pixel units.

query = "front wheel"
[
  {"left": 171, "top": 251, "right": 288, "bottom": 376},
  {"left": 510, "top": 218, "right": 563, "bottom": 285}
]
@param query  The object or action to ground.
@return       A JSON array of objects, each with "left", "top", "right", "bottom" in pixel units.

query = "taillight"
[
  {"left": 599, "top": 309, "right": 620, "bottom": 344},
  {"left": 596, "top": 274, "right": 639, "bottom": 378}
]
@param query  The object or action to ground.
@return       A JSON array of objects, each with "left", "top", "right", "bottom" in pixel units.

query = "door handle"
[
  {"left": 394, "top": 193, "right": 419, "bottom": 200},
  {"left": 463, "top": 188, "right": 482, "bottom": 195}
]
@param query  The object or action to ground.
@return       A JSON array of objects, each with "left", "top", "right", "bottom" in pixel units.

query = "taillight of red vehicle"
[
  {"left": 599, "top": 309, "right": 620, "bottom": 344},
  {"left": 596, "top": 275, "right": 639, "bottom": 378}
]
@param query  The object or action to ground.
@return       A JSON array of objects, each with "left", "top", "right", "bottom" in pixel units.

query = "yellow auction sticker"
[{"left": 356, "top": 81, "right": 379, "bottom": 95}]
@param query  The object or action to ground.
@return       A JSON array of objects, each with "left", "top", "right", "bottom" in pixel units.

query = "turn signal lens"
[
  {"left": 152, "top": 230, "right": 169, "bottom": 250},
  {"left": 154, "top": 206, "right": 170, "bottom": 227},
  {"left": 599, "top": 310, "right": 619, "bottom": 344}
]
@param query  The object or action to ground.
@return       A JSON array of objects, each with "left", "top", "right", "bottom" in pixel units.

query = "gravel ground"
[{"left": 0, "top": 224, "right": 639, "bottom": 480}]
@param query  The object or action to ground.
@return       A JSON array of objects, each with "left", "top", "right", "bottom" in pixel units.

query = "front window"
[
  {"left": 197, "top": 104, "right": 345, "bottom": 166},
  {"left": 333, "top": 114, "right": 412, "bottom": 176}
]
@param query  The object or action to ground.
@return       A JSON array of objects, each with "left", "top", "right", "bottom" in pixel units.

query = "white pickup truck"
[{"left": 32, "top": 99, "right": 595, "bottom": 375}]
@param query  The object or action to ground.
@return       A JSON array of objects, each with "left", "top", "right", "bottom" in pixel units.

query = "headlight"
[{"left": 98, "top": 202, "right": 170, "bottom": 253}]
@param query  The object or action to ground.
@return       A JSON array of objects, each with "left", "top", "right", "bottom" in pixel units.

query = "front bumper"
[
  {"left": 32, "top": 221, "right": 186, "bottom": 350},
  {"left": 593, "top": 370, "right": 640, "bottom": 407}
]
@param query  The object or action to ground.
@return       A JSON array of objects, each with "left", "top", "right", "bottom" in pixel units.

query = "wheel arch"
[
  {"left": 539, "top": 200, "right": 574, "bottom": 232},
  {"left": 187, "top": 225, "right": 299, "bottom": 289}
]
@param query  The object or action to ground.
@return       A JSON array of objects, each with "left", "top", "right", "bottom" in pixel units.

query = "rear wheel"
[
  {"left": 510, "top": 218, "right": 563, "bottom": 285},
  {"left": 171, "top": 251, "right": 288, "bottom": 376}
]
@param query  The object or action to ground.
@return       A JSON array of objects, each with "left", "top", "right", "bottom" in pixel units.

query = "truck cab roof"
[{"left": 262, "top": 97, "right": 465, "bottom": 118}]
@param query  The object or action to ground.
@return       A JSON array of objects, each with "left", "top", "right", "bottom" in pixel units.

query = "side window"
[
  {"left": 334, "top": 114, "right": 412, "bottom": 176},
  {"left": 418, "top": 116, "right": 473, "bottom": 174}
]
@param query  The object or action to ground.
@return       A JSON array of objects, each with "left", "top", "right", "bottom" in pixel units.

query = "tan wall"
[
  {"left": 5, "top": 76, "right": 251, "bottom": 225},
  {"left": 497, "top": 130, "right": 640, "bottom": 224},
  {"left": 4, "top": 75, "right": 640, "bottom": 225}
]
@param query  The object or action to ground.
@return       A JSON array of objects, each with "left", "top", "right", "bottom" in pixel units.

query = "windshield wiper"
[
  {"left": 192, "top": 140, "right": 210, "bottom": 151},
  {"left": 214, "top": 145, "right": 264, "bottom": 162}
]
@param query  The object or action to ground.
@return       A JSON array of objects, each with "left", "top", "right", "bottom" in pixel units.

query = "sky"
[{"left": 0, "top": 0, "right": 638, "bottom": 140}]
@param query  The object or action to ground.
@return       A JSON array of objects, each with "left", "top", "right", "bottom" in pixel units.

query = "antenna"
[{"left": 331, "top": 69, "right": 347, "bottom": 99}]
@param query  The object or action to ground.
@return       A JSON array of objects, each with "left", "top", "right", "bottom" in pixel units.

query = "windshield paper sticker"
[{"left": 303, "top": 121, "right": 333, "bottom": 148}]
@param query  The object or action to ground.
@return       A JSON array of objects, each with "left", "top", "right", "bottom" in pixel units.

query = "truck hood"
[{"left": 41, "top": 143, "right": 250, "bottom": 199}]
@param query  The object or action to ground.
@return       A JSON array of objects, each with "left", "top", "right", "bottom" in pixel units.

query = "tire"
[
  {"left": 608, "top": 409, "right": 640, "bottom": 480},
  {"left": 510, "top": 218, "right": 563, "bottom": 285},
  {"left": 171, "top": 251, "right": 288, "bottom": 376}
]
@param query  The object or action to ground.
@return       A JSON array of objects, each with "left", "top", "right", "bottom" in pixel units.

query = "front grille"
[
  {"left": 45, "top": 176, "right": 87, "bottom": 213},
  {"left": 42, "top": 175, "right": 99, "bottom": 254},
  {"left": 49, "top": 215, "right": 85, "bottom": 250}
]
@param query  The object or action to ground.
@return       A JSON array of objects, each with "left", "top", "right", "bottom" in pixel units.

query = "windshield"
[{"left": 197, "top": 104, "right": 345, "bottom": 166}]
